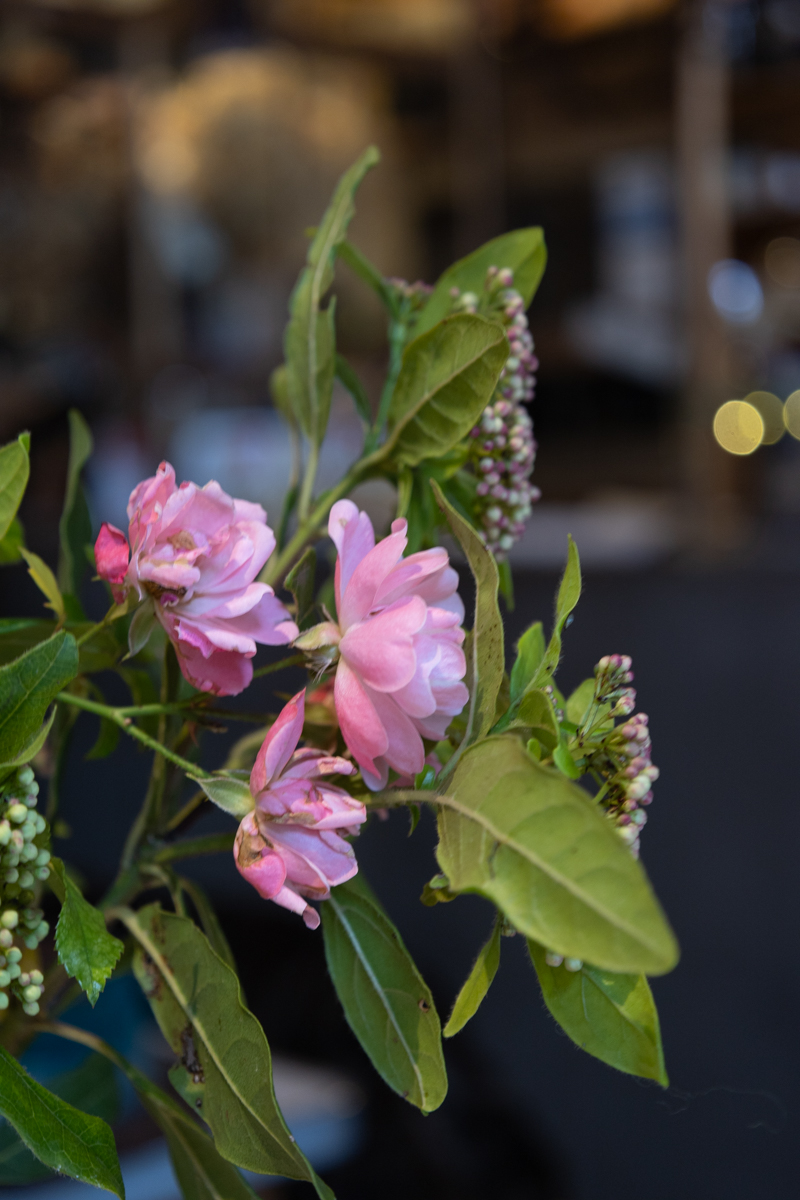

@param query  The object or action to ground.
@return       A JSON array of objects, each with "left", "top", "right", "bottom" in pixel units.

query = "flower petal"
[
  {"left": 339, "top": 595, "right": 427, "bottom": 692},
  {"left": 250, "top": 691, "right": 305, "bottom": 795}
]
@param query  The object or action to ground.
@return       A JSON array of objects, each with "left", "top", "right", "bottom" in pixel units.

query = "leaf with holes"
[{"left": 321, "top": 874, "right": 447, "bottom": 1112}]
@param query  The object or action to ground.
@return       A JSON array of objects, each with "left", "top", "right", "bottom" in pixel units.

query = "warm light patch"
[
  {"left": 744, "top": 391, "right": 784, "bottom": 444},
  {"left": 540, "top": 0, "right": 676, "bottom": 38},
  {"left": 713, "top": 401, "right": 764, "bottom": 456},
  {"left": 783, "top": 390, "right": 800, "bottom": 440},
  {"left": 765, "top": 237, "right": 800, "bottom": 289}
]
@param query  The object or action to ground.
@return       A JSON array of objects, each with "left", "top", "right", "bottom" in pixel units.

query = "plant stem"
[
  {"left": 262, "top": 460, "right": 365, "bottom": 586},
  {"left": 297, "top": 440, "right": 319, "bottom": 524},
  {"left": 55, "top": 693, "right": 211, "bottom": 780},
  {"left": 367, "top": 314, "right": 406, "bottom": 453},
  {"left": 150, "top": 832, "right": 234, "bottom": 864},
  {"left": 252, "top": 652, "right": 306, "bottom": 679}
]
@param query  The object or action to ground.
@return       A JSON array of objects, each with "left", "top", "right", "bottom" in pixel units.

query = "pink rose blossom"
[
  {"left": 326, "top": 500, "right": 468, "bottom": 791},
  {"left": 234, "top": 690, "right": 366, "bottom": 928},
  {"left": 94, "top": 461, "right": 297, "bottom": 695}
]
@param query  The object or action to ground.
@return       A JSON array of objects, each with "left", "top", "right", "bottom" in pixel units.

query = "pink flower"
[
  {"left": 234, "top": 690, "right": 366, "bottom": 928},
  {"left": 94, "top": 462, "right": 297, "bottom": 695},
  {"left": 326, "top": 500, "right": 468, "bottom": 791}
]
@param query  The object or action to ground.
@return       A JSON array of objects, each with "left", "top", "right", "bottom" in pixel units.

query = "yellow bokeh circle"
[
  {"left": 784, "top": 390, "right": 800, "bottom": 440},
  {"left": 744, "top": 391, "right": 784, "bottom": 444},
  {"left": 713, "top": 401, "right": 764, "bottom": 455}
]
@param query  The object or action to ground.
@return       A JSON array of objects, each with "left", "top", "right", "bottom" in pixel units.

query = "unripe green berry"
[
  {"left": 7, "top": 948, "right": 21, "bottom": 963},
  {"left": 7, "top": 804, "right": 27, "bottom": 825},
  {"left": 23, "top": 935, "right": 38, "bottom": 950},
  {"left": 0, "top": 971, "right": 10, "bottom": 987},
  {"left": 22, "top": 985, "right": 41, "bottom": 1003},
  {"left": 0, "top": 930, "right": 12, "bottom": 949},
  {"left": 4, "top": 869, "right": 18, "bottom": 884},
  {"left": 30, "top": 970, "right": 43, "bottom": 986},
  {"left": 17, "top": 768, "right": 33, "bottom": 787},
  {"left": 1, "top": 910, "right": 18, "bottom": 929},
  {"left": 34, "top": 867, "right": 50, "bottom": 882},
  {"left": 0, "top": 993, "right": 8, "bottom": 1010},
  {"left": 35, "top": 921, "right": 48, "bottom": 940},
  {"left": 7, "top": 964, "right": 20, "bottom": 980},
  {"left": 22, "top": 1001, "right": 39, "bottom": 1016},
  {"left": 0, "top": 821, "right": 10, "bottom": 846},
  {"left": 35, "top": 849, "right": 50, "bottom": 867}
]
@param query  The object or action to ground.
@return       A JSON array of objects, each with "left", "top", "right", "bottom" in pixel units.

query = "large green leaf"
[
  {"left": 435, "top": 736, "right": 679, "bottom": 975},
  {"left": 384, "top": 315, "right": 508, "bottom": 468},
  {"left": 528, "top": 940, "right": 668, "bottom": 1084},
  {"left": 0, "top": 1053, "right": 118, "bottom": 1185},
  {"left": 0, "top": 1046, "right": 123, "bottom": 1197},
  {"left": 321, "top": 875, "right": 447, "bottom": 1112},
  {"left": 0, "top": 619, "right": 120, "bottom": 673},
  {"left": 443, "top": 916, "right": 502, "bottom": 1038},
  {"left": 58, "top": 409, "right": 93, "bottom": 603},
  {"left": 51, "top": 858, "right": 124, "bottom": 1007},
  {"left": 284, "top": 146, "right": 379, "bottom": 448},
  {"left": 415, "top": 228, "right": 547, "bottom": 337},
  {"left": 0, "top": 434, "right": 30, "bottom": 543},
  {"left": 178, "top": 877, "right": 238, "bottom": 974},
  {"left": 125, "top": 904, "right": 333, "bottom": 1198},
  {"left": 432, "top": 481, "right": 503, "bottom": 747},
  {"left": 0, "top": 630, "right": 78, "bottom": 763}
]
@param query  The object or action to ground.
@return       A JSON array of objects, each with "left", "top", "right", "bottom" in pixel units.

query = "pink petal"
[
  {"left": 339, "top": 527, "right": 408, "bottom": 630},
  {"left": 373, "top": 547, "right": 450, "bottom": 608},
  {"left": 95, "top": 523, "right": 130, "bottom": 586},
  {"left": 268, "top": 824, "right": 357, "bottom": 890},
  {"left": 271, "top": 884, "right": 321, "bottom": 928},
  {"left": 339, "top": 596, "right": 426, "bottom": 692},
  {"left": 328, "top": 501, "right": 375, "bottom": 615},
  {"left": 172, "top": 638, "right": 253, "bottom": 695},
  {"left": 367, "top": 688, "right": 425, "bottom": 778},
  {"left": 334, "top": 658, "right": 388, "bottom": 782},
  {"left": 250, "top": 691, "right": 305, "bottom": 795}
]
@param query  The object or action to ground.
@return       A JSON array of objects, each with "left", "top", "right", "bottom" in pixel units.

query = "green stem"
[
  {"left": 163, "top": 788, "right": 205, "bottom": 834},
  {"left": 252, "top": 652, "right": 306, "bottom": 679},
  {"left": 151, "top": 832, "right": 234, "bottom": 864},
  {"left": 365, "top": 315, "right": 406, "bottom": 455},
  {"left": 297, "top": 440, "right": 320, "bottom": 524},
  {"left": 338, "top": 239, "right": 398, "bottom": 314},
  {"left": 55, "top": 693, "right": 211, "bottom": 780}
]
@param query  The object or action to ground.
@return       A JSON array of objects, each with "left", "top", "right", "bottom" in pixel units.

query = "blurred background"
[{"left": 1, "top": 0, "right": 800, "bottom": 1196}]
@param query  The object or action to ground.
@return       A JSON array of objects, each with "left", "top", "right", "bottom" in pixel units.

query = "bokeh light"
[
  {"left": 707, "top": 259, "right": 764, "bottom": 324},
  {"left": 765, "top": 237, "right": 800, "bottom": 288},
  {"left": 783, "top": 390, "right": 800, "bottom": 439},
  {"left": 744, "top": 390, "right": 784, "bottom": 443},
  {"left": 713, "top": 400, "right": 764, "bottom": 455}
]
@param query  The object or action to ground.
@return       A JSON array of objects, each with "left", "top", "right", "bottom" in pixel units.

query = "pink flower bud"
[{"left": 94, "top": 523, "right": 130, "bottom": 603}]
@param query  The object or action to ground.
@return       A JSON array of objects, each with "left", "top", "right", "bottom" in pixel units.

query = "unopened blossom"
[
  {"left": 95, "top": 462, "right": 297, "bottom": 695},
  {"left": 453, "top": 266, "right": 540, "bottom": 558},
  {"left": 234, "top": 691, "right": 366, "bottom": 928},
  {"left": 300, "top": 500, "right": 468, "bottom": 791}
]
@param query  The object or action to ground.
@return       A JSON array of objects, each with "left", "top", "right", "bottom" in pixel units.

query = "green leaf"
[
  {"left": 383, "top": 315, "right": 508, "bottom": 468},
  {"left": 566, "top": 678, "right": 596, "bottom": 726},
  {"left": 432, "top": 480, "right": 503, "bottom": 746},
  {"left": 51, "top": 857, "right": 124, "bottom": 1006},
  {"left": 125, "top": 904, "right": 332, "bottom": 1198},
  {"left": 191, "top": 775, "right": 254, "bottom": 819},
  {"left": 178, "top": 877, "right": 237, "bottom": 974},
  {"left": 0, "top": 630, "right": 78, "bottom": 763},
  {"left": 415, "top": 227, "right": 547, "bottom": 337},
  {"left": 435, "top": 736, "right": 679, "bottom": 975},
  {"left": 0, "top": 516, "right": 24, "bottom": 564},
  {"left": 510, "top": 622, "right": 545, "bottom": 704},
  {"left": 0, "top": 708, "right": 56, "bottom": 783},
  {"left": 0, "top": 434, "right": 30, "bottom": 543},
  {"left": 20, "top": 548, "right": 66, "bottom": 624},
  {"left": 285, "top": 546, "right": 317, "bottom": 631},
  {"left": 517, "top": 688, "right": 559, "bottom": 751},
  {"left": 269, "top": 363, "right": 296, "bottom": 430},
  {"left": 58, "top": 409, "right": 93, "bottom": 602},
  {"left": 443, "top": 916, "right": 502, "bottom": 1037},
  {"left": 335, "top": 353, "right": 372, "bottom": 426},
  {"left": 0, "top": 1053, "right": 119, "bottom": 1185},
  {"left": 86, "top": 716, "right": 120, "bottom": 761},
  {"left": 127, "top": 602, "right": 157, "bottom": 659},
  {"left": 528, "top": 940, "right": 668, "bottom": 1084},
  {"left": 552, "top": 737, "right": 581, "bottom": 779},
  {"left": 284, "top": 146, "right": 379, "bottom": 448},
  {"left": 0, "top": 1046, "right": 123, "bottom": 1197},
  {"left": 531, "top": 536, "right": 581, "bottom": 691},
  {"left": 321, "top": 874, "right": 447, "bottom": 1112}
]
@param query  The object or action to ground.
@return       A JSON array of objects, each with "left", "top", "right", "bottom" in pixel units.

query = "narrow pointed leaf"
[
  {"left": 335, "top": 353, "right": 372, "bottom": 425},
  {"left": 191, "top": 775, "right": 254, "bottom": 819},
  {"left": 432, "top": 480, "right": 503, "bottom": 746},
  {"left": 415, "top": 227, "right": 547, "bottom": 337},
  {"left": 0, "top": 516, "right": 24, "bottom": 564},
  {"left": 435, "top": 736, "right": 679, "bottom": 975},
  {"left": 0, "top": 1047, "right": 123, "bottom": 1197},
  {"left": 0, "top": 630, "right": 78, "bottom": 762},
  {"left": 58, "top": 409, "right": 93, "bottom": 600},
  {"left": 443, "top": 916, "right": 502, "bottom": 1037},
  {"left": 125, "top": 904, "right": 333, "bottom": 1198},
  {"left": 532, "top": 536, "right": 581, "bottom": 691},
  {"left": 285, "top": 546, "right": 317, "bottom": 631},
  {"left": 517, "top": 689, "right": 559, "bottom": 750},
  {"left": 178, "top": 876, "right": 238, "bottom": 973},
  {"left": 0, "top": 1053, "right": 119, "bottom": 1185},
  {"left": 565, "top": 678, "right": 596, "bottom": 725},
  {"left": 51, "top": 858, "right": 124, "bottom": 1006},
  {"left": 384, "top": 315, "right": 508, "bottom": 467},
  {"left": 510, "top": 622, "right": 545, "bottom": 704},
  {"left": 20, "top": 549, "right": 66, "bottom": 624},
  {"left": 528, "top": 940, "right": 668, "bottom": 1084},
  {"left": 0, "top": 434, "right": 30, "bottom": 543},
  {"left": 321, "top": 875, "right": 447, "bottom": 1112}
]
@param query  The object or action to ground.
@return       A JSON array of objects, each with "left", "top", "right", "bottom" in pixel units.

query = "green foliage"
[
  {"left": 284, "top": 146, "right": 379, "bottom": 450},
  {"left": 58, "top": 410, "right": 94, "bottom": 606},
  {"left": 0, "top": 630, "right": 78, "bottom": 764},
  {"left": 517, "top": 689, "right": 559, "bottom": 751},
  {"left": 0, "top": 1046, "right": 123, "bottom": 1197},
  {"left": 20, "top": 549, "right": 66, "bottom": 624},
  {"left": 528, "top": 940, "right": 668, "bottom": 1084},
  {"left": 565, "top": 678, "right": 596, "bottom": 725},
  {"left": 510, "top": 622, "right": 545, "bottom": 704},
  {"left": 0, "top": 433, "right": 30, "bottom": 544},
  {"left": 126, "top": 904, "right": 332, "bottom": 1197},
  {"left": 384, "top": 315, "right": 508, "bottom": 467},
  {"left": 0, "top": 1053, "right": 119, "bottom": 1185},
  {"left": 0, "top": 516, "right": 24, "bottom": 564},
  {"left": 443, "top": 915, "right": 502, "bottom": 1037},
  {"left": 534, "top": 536, "right": 582, "bottom": 690},
  {"left": 335, "top": 353, "right": 372, "bottom": 427},
  {"left": 285, "top": 546, "right": 317, "bottom": 631},
  {"left": 50, "top": 858, "right": 124, "bottom": 1006},
  {"left": 432, "top": 480, "right": 503, "bottom": 746},
  {"left": 86, "top": 716, "right": 120, "bottom": 761},
  {"left": 178, "top": 877, "right": 237, "bottom": 974},
  {"left": 436, "top": 736, "right": 679, "bottom": 975},
  {"left": 415, "top": 227, "right": 547, "bottom": 337},
  {"left": 321, "top": 875, "right": 447, "bottom": 1113},
  {"left": 191, "top": 775, "right": 254, "bottom": 819}
]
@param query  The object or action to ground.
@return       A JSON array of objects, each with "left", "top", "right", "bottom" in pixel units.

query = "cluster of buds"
[
  {"left": 578, "top": 656, "right": 659, "bottom": 859},
  {"left": 452, "top": 267, "right": 540, "bottom": 559},
  {"left": 0, "top": 766, "right": 50, "bottom": 1015}
]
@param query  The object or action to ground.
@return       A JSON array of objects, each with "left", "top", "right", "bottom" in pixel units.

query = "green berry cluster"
[{"left": 0, "top": 766, "right": 50, "bottom": 1015}]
